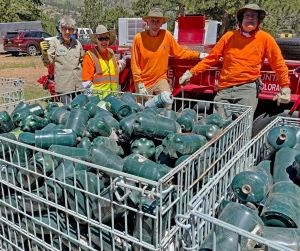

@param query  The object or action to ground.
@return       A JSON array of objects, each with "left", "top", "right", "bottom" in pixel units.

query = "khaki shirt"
[{"left": 42, "top": 37, "right": 84, "bottom": 93}]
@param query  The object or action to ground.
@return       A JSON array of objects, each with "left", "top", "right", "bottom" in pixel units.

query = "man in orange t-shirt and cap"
[
  {"left": 179, "top": 4, "right": 291, "bottom": 119},
  {"left": 131, "top": 7, "right": 201, "bottom": 96}
]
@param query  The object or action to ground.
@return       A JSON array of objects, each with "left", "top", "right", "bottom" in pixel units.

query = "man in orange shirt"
[
  {"left": 179, "top": 4, "right": 291, "bottom": 118},
  {"left": 131, "top": 8, "right": 201, "bottom": 96}
]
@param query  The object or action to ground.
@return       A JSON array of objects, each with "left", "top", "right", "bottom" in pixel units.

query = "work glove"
[
  {"left": 179, "top": 70, "right": 193, "bottom": 86},
  {"left": 137, "top": 82, "right": 148, "bottom": 95},
  {"left": 199, "top": 52, "right": 209, "bottom": 59},
  {"left": 273, "top": 87, "right": 291, "bottom": 106},
  {"left": 40, "top": 41, "right": 50, "bottom": 54},
  {"left": 118, "top": 58, "right": 127, "bottom": 72},
  {"left": 82, "top": 81, "right": 92, "bottom": 89}
]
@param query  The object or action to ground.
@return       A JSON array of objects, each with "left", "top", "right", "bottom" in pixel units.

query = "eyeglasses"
[
  {"left": 97, "top": 37, "right": 110, "bottom": 41},
  {"left": 61, "top": 26, "right": 74, "bottom": 32},
  {"left": 243, "top": 13, "right": 259, "bottom": 19}
]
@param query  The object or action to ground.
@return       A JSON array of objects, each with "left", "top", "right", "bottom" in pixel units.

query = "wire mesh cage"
[
  {"left": 0, "top": 77, "right": 25, "bottom": 113},
  {"left": 0, "top": 90, "right": 253, "bottom": 250},
  {"left": 175, "top": 116, "right": 300, "bottom": 251}
]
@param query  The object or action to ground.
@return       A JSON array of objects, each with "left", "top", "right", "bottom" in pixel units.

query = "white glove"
[
  {"left": 82, "top": 81, "right": 92, "bottom": 89},
  {"left": 273, "top": 87, "right": 291, "bottom": 106},
  {"left": 137, "top": 82, "right": 148, "bottom": 95},
  {"left": 118, "top": 58, "right": 126, "bottom": 72},
  {"left": 179, "top": 70, "right": 193, "bottom": 86},
  {"left": 199, "top": 52, "right": 208, "bottom": 59}
]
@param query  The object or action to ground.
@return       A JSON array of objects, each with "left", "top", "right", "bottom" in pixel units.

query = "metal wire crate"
[
  {"left": 0, "top": 91, "right": 252, "bottom": 250},
  {"left": 0, "top": 78, "right": 25, "bottom": 111},
  {"left": 175, "top": 116, "right": 300, "bottom": 251}
]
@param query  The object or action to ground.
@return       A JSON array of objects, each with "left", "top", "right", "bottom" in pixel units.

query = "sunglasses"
[{"left": 97, "top": 36, "right": 110, "bottom": 41}]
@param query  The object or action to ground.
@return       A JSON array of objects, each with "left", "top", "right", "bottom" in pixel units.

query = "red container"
[{"left": 178, "top": 15, "right": 206, "bottom": 45}]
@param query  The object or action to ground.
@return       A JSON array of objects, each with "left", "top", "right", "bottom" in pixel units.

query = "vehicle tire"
[
  {"left": 276, "top": 38, "right": 300, "bottom": 60},
  {"left": 27, "top": 45, "right": 37, "bottom": 56},
  {"left": 11, "top": 52, "right": 19, "bottom": 56}
]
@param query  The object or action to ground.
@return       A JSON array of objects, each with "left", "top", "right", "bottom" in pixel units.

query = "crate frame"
[
  {"left": 0, "top": 77, "right": 25, "bottom": 111},
  {"left": 175, "top": 116, "right": 300, "bottom": 251},
  {"left": 0, "top": 91, "right": 253, "bottom": 250}
]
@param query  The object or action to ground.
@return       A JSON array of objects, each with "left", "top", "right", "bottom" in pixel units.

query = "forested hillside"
[{"left": 0, "top": 0, "right": 299, "bottom": 38}]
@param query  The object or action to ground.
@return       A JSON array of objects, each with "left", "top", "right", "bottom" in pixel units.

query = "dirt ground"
[{"left": 0, "top": 53, "right": 49, "bottom": 99}]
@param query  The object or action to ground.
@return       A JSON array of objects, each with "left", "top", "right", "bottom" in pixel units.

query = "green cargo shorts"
[{"left": 213, "top": 81, "right": 258, "bottom": 119}]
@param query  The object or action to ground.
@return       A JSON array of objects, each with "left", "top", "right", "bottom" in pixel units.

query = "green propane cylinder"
[
  {"left": 70, "top": 93, "right": 89, "bottom": 108},
  {"left": 120, "top": 92, "right": 142, "bottom": 113},
  {"left": 133, "top": 112, "right": 181, "bottom": 139},
  {"left": 231, "top": 160, "right": 273, "bottom": 204},
  {"left": 12, "top": 137, "right": 34, "bottom": 167},
  {"left": 92, "top": 185, "right": 126, "bottom": 224},
  {"left": 22, "top": 211, "right": 66, "bottom": 235},
  {"left": 203, "top": 113, "right": 226, "bottom": 128},
  {"left": 104, "top": 94, "right": 132, "bottom": 120},
  {"left": 273, "top": 147, "right": 300, "bottom": 183},
  {"left": 17, "top": 151, "right": 60, "bottom": 189},
  {"left": 12, "top": 103, "right": 45, "bottom": 126},
  {"left": 19, "top": 114, "right": 48, "bottom": 132},
  {"left": 0, "top": 111, "right": 14, "bottom": 133},
  {"left": 66, "top": 170, "right": 105, "bottom": 221},
  {"left": 123, "top": 153, "right": 171, "bottom": 181},
  {"left": 49, "top": 145, "right": 90, "bottom": 160},
  {"left": 262, "top": 227, "right": 300, "bottom": 251},
  {"left": 130, "top": 138, "right": 155, "bottom": 158},
  {"left": 291, "top": 154, "right": 300, "bottom": 182},
  {"left": 175, "top": 155, "right": 190, "bottom": 166},
  {"left": 159, "top": 109, "right": 177, "bottom": 121},
  {"left": 49, "top": 107, "right": 70, "bottom": 125},
  {"left": 192, "top": 123, "right": 220, "bottom": 140},
  {"left": 261, "top": 181, "right": 300, "bottom": 228},
  {"left": 119, "top": 112, "right": 138, "bottom": 139},
  {"left": 42, "top": 159, "right": 86, "bottom": 203},
  {"left": 86, "top": 117, "right": 112, "bottom": 138},
  {"left": 267, "top": 126, "right": 298, "bottom": 150},
  {"left": 35, "top": 128, "right": 77, "bottom": 149},
  {"left": 199, "top": 202, "right": 264, "bottom": 251},
  {"left": 94, "top": 110, "right": 120, "bottom": 131},
  {"left": 65, "top": 108, "right": 90, "bottom": 137},
  {"left": 90, "top": 145, "right": 124, "bottom": 173},
  {"left": 41, "top": 122, "right": 58, "bottom": 131},
  {"left": 162, "top": 133, "right": 208, "bottom": 158},
  {"left": 77, "top": 137, "right": 92, "bottom": 149},
  {"left": 84, "top": 101, "right": 99, "bottom": 117},
  {"left": 176, "top": 108, "right": 197, "bottom": 132},
  {"left": 93, "top": 136, "right": 124, "bottom": 156},
  {"left": 0, "top": 132, "right": 17, "bottom": 156}
]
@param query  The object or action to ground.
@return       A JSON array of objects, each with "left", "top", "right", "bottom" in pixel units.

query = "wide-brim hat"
[
  {"left": 142, "top": 8, "right": 168, "bottom": 24},
  {"left": 237, "top": 4, "right": 266, "bottom": 24},
  {"left": 90, "top": 24, "right": 116, "bottom": 46}
]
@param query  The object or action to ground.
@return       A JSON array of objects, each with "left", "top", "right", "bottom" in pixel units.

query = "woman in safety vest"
[{"left": 82, "top": 24, "right": 126, "bottom": 99}]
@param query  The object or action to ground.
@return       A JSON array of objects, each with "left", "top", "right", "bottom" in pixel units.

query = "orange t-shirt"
[
  {"left": 131, "top": 29, "right": 199, "bottom": 88},
  {"left": 190, "top": 29, "right": 290, "bottom": 90}
]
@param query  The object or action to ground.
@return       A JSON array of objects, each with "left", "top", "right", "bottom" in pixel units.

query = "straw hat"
[
  {"left": 237, "top": 4, "right": 266, "bottom": 24},
  {"left": 142, "top": 8, "right": 168, "bottom": 24},
  {"left": 90, "top": 24, "right": 116, "bottom": 46}
]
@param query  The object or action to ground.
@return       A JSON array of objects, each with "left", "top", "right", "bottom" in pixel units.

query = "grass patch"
[
  {"left": 24, "top": 85, "right": 49, "bottom": 100},
  {"left": 0, "top": 56, "right": 41, "bottom": 70}
]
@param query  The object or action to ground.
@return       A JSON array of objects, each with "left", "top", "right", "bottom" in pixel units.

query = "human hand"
[
  {"left": 137, "top": 82, "right": 148, "bottom": 95},
  {"left": 118, "top": 58, "right": 126, "bottom": 71},
  {"left": 199, "top": 52, "right": 209, "bottom": 59},
  {"left": 272, "top": 87, "right": 291, "bottom": 106},
  {"left": 179, "top": 70, "right": 193, "bottom": 85},
  {"left": 82, "top": 81, "right": 92, "bottom": 89},
  {"left": 40, "top": 41, "right": 50, "bottom": 54}
]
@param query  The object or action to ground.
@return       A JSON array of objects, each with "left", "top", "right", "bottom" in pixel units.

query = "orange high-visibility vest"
[{"left": 86, "top": 48, "right": 119, "bottom": 88}]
